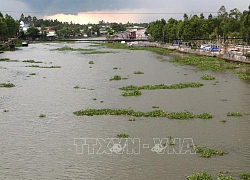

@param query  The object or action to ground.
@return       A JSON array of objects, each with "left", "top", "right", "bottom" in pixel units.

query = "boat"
[{"left": 22, "top": 41, "right": 29, "bottom": 47}]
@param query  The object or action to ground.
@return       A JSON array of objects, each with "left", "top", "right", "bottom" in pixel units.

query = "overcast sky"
[{"left": 1, "top": 0, "right": 250, "bottom": 24}]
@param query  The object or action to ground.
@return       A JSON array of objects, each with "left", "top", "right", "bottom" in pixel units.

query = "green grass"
[
  {"left": 122, "top": 90, "right": 142, "bottom": 96},
  {"left": 134, "top": 71, "right": 144, "bottom": 75},
  {"left": 201, "top": 74, "right": 215, "bottom": 80},
  {"left": 39, "top": 114, "right": 46, "bottom": 118},
  {"left": 110, "top": 75, "right": 121, "bottom": 81},
  {"left": 170, "top": 54, "right": 236, "bottom": 71},
  {"left": 195, "top": 145, "right": 227, "bottom": 158},
  {"left": 186, "top": 172, "right": 212, "bottom": 180},
  {"left": 120, "top": 82, "right": 204, "bottom": 91},
  {"left": 117, "top": 133, "right": 129, "bottom": 138},
  {"left": 227, "top": 112, "right": 242, "bottom": 117},
  {"left": 23, "top": 60, "right": 42, "bottom": 63},
  {"left": 0, "top": 83, "right": 15, "bottom": 88}
]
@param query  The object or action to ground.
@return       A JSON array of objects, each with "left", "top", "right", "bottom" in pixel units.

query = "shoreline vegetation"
[{"left": 99, "top": 42, "right": 250, "bottom": 80}]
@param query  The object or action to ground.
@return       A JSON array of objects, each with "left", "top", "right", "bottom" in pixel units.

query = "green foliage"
[
  {"left": 227, "top": 112, "right": 242, "bottom": 117},
  {"left": 0, "top": 58, "right": 10, "bottom": 61},
  {"left": 201, "top": 74, "right": 215, "bottom": 80},
  {"left": 23, "top": 60, "right": 42, "bottom": 63},
  {"left": 170, "top": 55, "right": 236, "bottom": 71},
  {"left": 120, "top": 82, "right": 203, "bottom": 91},
  {"left": 26, "top": 65, "right": 61, "bottom": 68},
  {"left": 195, "top": 145, "right": 227, "bottom": 158},
  {"left": 134, "top": 71, "right": 144, "bottom": 74},
  {"left": 3, "top": 109, "right": 9, "bottom": 113},
  {"left": 167, "top": 111, "right": 196, "bottom": 119},
  {"left": 73, "top": 108, "right": 167, "bottom": 117},
  {"left": 238, "top": 72, "right": 250, "bottom": 80},
  {"left": 196, "top": 113, "right": 213, "bottom": 119},
  {"left": 217, "top": 173, "right": 235, "bottom": 180},
  {"left": 29, "top": 73, "right": 36, "bottom": 76},
  {"left": 89, "top": 61, "right": 94, "bottom": 64},
  {"left": 239, "top": 173, "right": 250, "bottom": 180},
  {"left": 39, "top": 114, "right": 46, "bottom": 118},
  {"left": 129, "top": 118, "right": 136, "bottom": 121},
  {"left": 122, "top": 90, "right": 142, "bottom": 96},
  {"left": 110, "top": 75, "right": 122, "bottom": 81},
  {"left": 117, "top": 133, "right": 129, "bottom": 138},
  {"left": 186, "top": 171, "right": 212, "bottom": 180},
  {"left": 0, "top": 83, "right": 15, "bottom": 88}
]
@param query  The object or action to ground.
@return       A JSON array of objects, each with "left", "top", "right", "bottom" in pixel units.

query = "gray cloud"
[{"left": 1, "top": 0, "right": 250, "bottom": 21}]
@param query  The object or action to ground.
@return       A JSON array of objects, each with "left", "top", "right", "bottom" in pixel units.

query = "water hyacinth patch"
[
  {"left": 186, "top": 172, "right": 212, "bottom": 180},
  {"left": 73, "top": 108, "right": 167, "bottom": 117},
  {"left": 227, "top": 112, "right": 242, "bottom": 117},
  {"left": 122, "top": 90, "right": 142, "bottom": 96},
  {"left": 120, "top": 82, "right": 204, "bottom": 91},
  {"left": 134, "top": 71, "right": 144, "bottom": 74},
  {"left": 201, "top": 74, "right": 215, "bottom": 80},
  {"left": 39, "top": 114, "right": 46, "bottom": 118},
  {"left": 89, "top": 61, "right": 94, "bottom": 64},
  {"left": 110, "top": 75, "right": 122, "bottom": 81},
  {"left": 117, "top": 133, "right": 129, "bottom": 138},
  {"left": 167, "top": 111, "right": 196, "bottom": 119},
  {"left": 195, "top": 145, "right": 227, "bottom": 158},
  {"left": 0, "top": 83, "right": 15, "bottom": 88},
  {"left": 23, "top": 60, "right": 42, "bottom": 63},
  {"left": 170, "top": 55, "right": 236, "bottom": 71},
  {"left": 239, "top": 173, "right": 250, "bottom": 180},
  {"left": 196, "top": 113, "right": 213, "bottom": 119}
]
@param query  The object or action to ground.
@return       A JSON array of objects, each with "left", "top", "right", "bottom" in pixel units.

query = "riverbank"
[{"left": 138, "top": 41, "right": 250, "bottom": 64}]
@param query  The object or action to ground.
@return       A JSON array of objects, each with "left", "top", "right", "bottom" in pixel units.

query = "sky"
[{"left": 0, "top": 0, "right": 250, "bottom": 24}]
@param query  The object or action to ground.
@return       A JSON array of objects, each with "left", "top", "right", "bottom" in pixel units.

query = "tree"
[
  {"left": 26, "top": 26, "right": 39, "bottom": 40},
  {"left": 0, "top": 17, "right": 8, "bottom": 40},
  {"left": 5, "top": 14, "right": 19, "bottom": 37}
]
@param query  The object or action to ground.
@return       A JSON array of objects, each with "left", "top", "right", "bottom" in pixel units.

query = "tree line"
[
  {"left": 0, "top": 12, "right": 19, "bottom": 40},
  {"left": 146, "top": 5, "right": 250, "bottom": 44}
]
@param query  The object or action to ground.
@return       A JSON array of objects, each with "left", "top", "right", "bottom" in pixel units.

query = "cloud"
[{"left": 1, "top": 0, "right": 250, "bottom": 23}]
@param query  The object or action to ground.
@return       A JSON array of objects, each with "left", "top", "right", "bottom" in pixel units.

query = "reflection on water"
[{"left": 0, "top": 42, "right": 250, "bottom": 180}]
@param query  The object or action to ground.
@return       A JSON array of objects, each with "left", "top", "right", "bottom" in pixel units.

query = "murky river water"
[{"left": 0, "top": 41, "right": 250, "bottom": 180}]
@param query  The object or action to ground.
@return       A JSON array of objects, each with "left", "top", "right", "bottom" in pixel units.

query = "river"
[{"left": 0, "top": 41, "right": 250, "bottom": 180}]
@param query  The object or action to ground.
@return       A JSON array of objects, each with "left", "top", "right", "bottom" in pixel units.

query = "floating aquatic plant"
[
  {"left": 134, "top": 71, "right": 144, "bottom": 75},
  {"left": 120, "top": 82, "right": 204, "bottom": 91},
  {"left": 89, "top": 61, "right": 94, "bottom": 64},
  {"left": 186, "top": 171, "right": 212, "bottom": 180},
  {"left": 29, "top": 73, "right": 36, "bottom": 76},
  {"left": 39, "top": 114, "right": 46, "bottom": 118},
  {"left": 0, "top": 83, "right": 15, "bottom": 88},
  {"left": 227, "top": 112, "right": 242, "bottom": 117},
  {"left": 195, "top": 145, "right": 227, "bottom": 158},
  {"left": 23, "top": 60, "right": 42, "bottom": 63},
  {"left": 129, "top": 118, "right": 136, "bottom": 121},
  {"left": 201, "top": 74, "right": 215, "bottom": 80},
  {"left": 110, "top": 75, "right": 122, "bottom": 81},
  {"left": 167, "top": 111, "right": 196, "bottom": 119},
  {"left": 122, "top": 90, "right": 142, "bottom": 96},
  {"left": 117, "top": 133, "right": 129, "bottom": 138}
]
